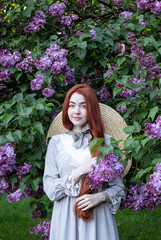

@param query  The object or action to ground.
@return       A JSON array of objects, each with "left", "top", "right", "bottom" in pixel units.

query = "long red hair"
[{"left": 62, "top": 84, "right": 105, "bottom": 221}]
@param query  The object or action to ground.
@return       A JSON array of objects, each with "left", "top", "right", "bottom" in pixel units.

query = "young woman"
[{"left": 43, "top": 84, "right": 126, "bottom": 240}]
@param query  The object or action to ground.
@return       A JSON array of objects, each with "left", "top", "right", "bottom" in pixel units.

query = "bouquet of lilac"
[{"left": 87, "top": 152, "right": 124, "bottom": 190}]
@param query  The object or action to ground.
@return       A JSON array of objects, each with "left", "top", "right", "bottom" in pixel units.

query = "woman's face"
[{"left": 68, "top": 92, "right": 88, "bottom": 131}]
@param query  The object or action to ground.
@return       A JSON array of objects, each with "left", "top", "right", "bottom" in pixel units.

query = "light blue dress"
[{"left": 43, "top": 134, "right": 126, "bottom": 240}]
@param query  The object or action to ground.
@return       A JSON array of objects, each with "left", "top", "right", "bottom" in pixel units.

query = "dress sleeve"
[
  {"left": 43, "top": 137, "right": 80, "bottom": 201},
  {"left": 103, "top": 178, "right": 126, "bottom": 214}
]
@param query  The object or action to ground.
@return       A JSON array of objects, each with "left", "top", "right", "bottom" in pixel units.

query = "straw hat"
[{"left": 47, "top": 103, "right": 132, "bottom": 176}]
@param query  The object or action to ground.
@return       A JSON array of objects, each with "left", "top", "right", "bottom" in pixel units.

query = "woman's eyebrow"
[{"left": 69, "top": 101, "right": 86, "bottom": 104}]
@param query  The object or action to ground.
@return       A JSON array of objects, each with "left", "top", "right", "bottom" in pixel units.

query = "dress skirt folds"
[{"left": 43, "top": 134, "right": 126, "bottom": 240}]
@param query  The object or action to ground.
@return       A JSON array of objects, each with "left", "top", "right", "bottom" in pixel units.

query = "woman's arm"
[{"left": 43, "top": 137, "right": 82, "bottom": 201}]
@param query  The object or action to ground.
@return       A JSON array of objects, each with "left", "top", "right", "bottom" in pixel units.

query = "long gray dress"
[{"left": 43, "top": 134, "right": 126, "bottom": 240}]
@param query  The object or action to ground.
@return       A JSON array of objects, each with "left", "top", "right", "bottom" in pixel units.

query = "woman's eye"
[
  {"left": 69, "top": 104, "right": 75, "bottom": 108},
  {"left": 81, "top": 105, "right": 86, "bottom": 109}
]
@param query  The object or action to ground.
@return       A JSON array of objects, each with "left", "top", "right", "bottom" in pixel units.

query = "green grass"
[
  {"left": 0, "top": 194, "right": 41, "bottom": 240},
  {"left": 0, "top": 194, "right": 161, "bottom": 240}
]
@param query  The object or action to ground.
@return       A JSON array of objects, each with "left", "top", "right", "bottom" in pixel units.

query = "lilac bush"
[
  {"left": 0, "top": 0, "right": 161, "bottom": 238},
  {"left": 29, "top": 220, "right": 51, "bottom": 240}
]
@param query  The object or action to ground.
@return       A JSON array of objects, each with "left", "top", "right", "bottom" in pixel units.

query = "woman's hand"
[
  {"left": 72, "top": 157, "right": 97, "bottom": 184},
  {"left": 76, "top": 192, "right": 110, "bottom": 211}
]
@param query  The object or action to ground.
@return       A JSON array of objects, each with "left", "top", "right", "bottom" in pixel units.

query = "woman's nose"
[{"left": 74, "top": 106, "right": 80, "bottom": 114}]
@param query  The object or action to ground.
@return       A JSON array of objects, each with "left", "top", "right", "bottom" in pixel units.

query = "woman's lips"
[{"left": 73, "top": 117, "right": 81, "bottom": 121}]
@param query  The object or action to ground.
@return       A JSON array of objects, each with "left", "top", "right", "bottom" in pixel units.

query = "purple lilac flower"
[
  {"left": 128, "top": 32, "right": 161, "bottom": 80},
  {"left": 113, "top": 0, "right": 122, "bottom": 4},
  {"left": 87, "top": 152, "right": 124, "bottom": 190},
  {"left": 51, "top": 59, "right": 67, "bottom": 75},
  {"left": 0, "top": 178, "right": 10, "bottom": 194},
  {"left": 136, "top": 0, "right": 152, "bottom": 10},
  {"left": 31, "top": 205, "right": 42, "bottom": 220},
  {"left": 0, "top": 68, "right": 10, "bottom": 82},
  {"left": 119, "top": 11, "right": 133, "bottom": 21},
  {"left": 24, "top": 11, "right": 45, "bottom": 33},
  {"left": 16, "top": 163, "right": 32, "bottom": 181},
  {"left": 98, "top": 85, "right": 112, "bottom": 102},
  {"left": 144, "top": 116, "right": 161, "bottom": 139},
  {"left": 0, "top": 142, "right": 16, "bottom": 178},
  {"left": 0, "top": 49, "right": 21, "bottom": 68},
  {"left": 81, "top": 74, "right": 92, "bottom": 85},
  {"left": 89, "top": 29, "right": 97, "bottom": 40},
  {"left": 30, "top": 75, "right": 45, "bottom": 91},
  {"left": 7, "top": 186, "right": 31, "bottom": 203},
  {"left": 42, "top": 88, "right": 55, "bottom": 97},
  {"left": 16, "top": 56, "right": 35, "bottom": 72},
  {"left": 117, "top": 105, "right": 128, "bottom": 113},
  {"left": 29, "top": 220, "right": 51, "bottom": 240},
  {"left": 139, "top": 19, "right": 147, "bottom": 27},
  {"left": 123, "top": 163, "right": 161, "bottom": 211},
  {"left": 77, "top": 0, "right": 87, "bottom": 8},
  {"left": 100, "top": 3, "right": 105, "bottom": 14},
  {"left": 63, "top": 66, "right": 75, "bottom": 86},
  {"left": 76, "top": 31, "right": 82, "bottom": 36},
  {"left": 150, "top": 1, "right": 161, "bottom": 14},
  {"left": 57, "top": 13, "right": 79, "bottom": 27},
  {"left": 35, "top": 56, "right": 52, "bottom": 71},
  {"left": 47, "top": 3, "right": 66, "bottom": 16},
  {"left": 104, "top": 70, "right": 114, "bottom": 80}
]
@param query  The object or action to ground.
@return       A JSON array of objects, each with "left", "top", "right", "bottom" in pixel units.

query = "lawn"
[{"left": 0, "top": 193, "right": 161, "bottom": 240}]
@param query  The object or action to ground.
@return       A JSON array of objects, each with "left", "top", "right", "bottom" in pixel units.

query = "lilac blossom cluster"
[
  {"left": 98, "top": 85, "right": 112, "bottom": 102},
  {"left": 87, "top": 153, "right": 124, "bottom": 190},
  {"left": 89, "top": 29, "right": 97, "bottom": 40},
  {"left": 58, "top": 14, "right": 79, "bottom": 26},
  {"left": 47, "top": 3, "right": 66, "bottom": 16},
  {"left": 128, "top": 32, "right": 161, "bottom": 80},
  {"left": 0, "top": 142, "right": 16, "bottom": 178},
  {"left": 29, "top": 220, "right": 51, "bottom": 240},
  {"left": 77, "top": 0, "right": 87, "bottom": 9},
  {"left": 0, "top": 178, "right": 10, "bottom": 194},
  {"left": 47, "top": 3, "right": 79, "bottom": 27},
  {"left": 123, "top": 163, "right": 161, "bottom": 211},
  {"left": 144, "top": 116, "right": 161, "bottom": 139},
  {"left": 24, "top": 11, "right": 46, "bottom": 33},
  {"left": 16, "top": 54, "right": 35, "bottom": 72},
  {"left": 117, "top": 105, "right": 128, "bottom": 113},
  {"left": 31, "top": 75, "right": 45, "bottom": 91},
  {"left": 34, "top": 43, "right": 75, "bottom": 87},
  {"left": 16, "top": 163, "right": 32, "bottom": 181},
  {"left": 81, "top": 74, "right": 92, "bottom": 85},
  {"left": 115, "top": 77, "right": 142, "bottom": 98},
  {"left": 119, "top": 11, "right": 133, "bottom": 21},
  {"left": 0, "top": 49, "right": 21, "bottom": 82},
  {"left": 6, "top": 183, "right": 44, "bottom": 203},
  {"left": 136, "top": 0, "right": 161, "bottom": 14},
  {"left": 7, "top": 186, "right": 31, "bottom": 203}
]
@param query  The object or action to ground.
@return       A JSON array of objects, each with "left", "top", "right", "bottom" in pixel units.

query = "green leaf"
[
  {"left": 5, "top": 132, "right": 14, "bottom": 142},
  {"left": 68, "top": 40, "right": 78, "bottom": 47},
  {"left": 14, "top": 130, "right": 22, "bottom": 140},
  {"left": 123, "top": 125, "right": 135, "bottom": 134},
  {"left": 141, "top": 137, "right": 150, "bottom": 146},
  {"left": 148, "top": 106, "right": 159, "bottom": 121},
  {"left": 113, "top": 87, "right": 124, "bottom": 98},
  {"left": 98, "top": 145, "right": 111, "bottom": 155},
  {"left": 124, "top": 138, "right": 134, "bottom": 148},
  {"left": 77, "top": 41, "right": 87, "bottom": 49},
  {"left": 77, "top": 49, "right": 87, "bottom": 60},
  {"left": 135, "top": 167, "right": 153, "bottom": 179},
  {"left": 117, "top": 57, "right": 126, "bottom": 67},
  {"left": 33, "top": 122, "right": 44, "bottom": 135},
  {"left": 151, "top": 158, "right": 161, "bottom": 165},
  {"left": 133, "top": 121, "right": 141, "bottom": 133},
  {"left": 30, "top": 178, "right": 40, "bottom": 192}
]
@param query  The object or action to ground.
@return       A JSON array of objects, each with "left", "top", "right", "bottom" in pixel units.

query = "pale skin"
[{"left": 68, "top": 92, "right": 110, "bottom": 211}]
